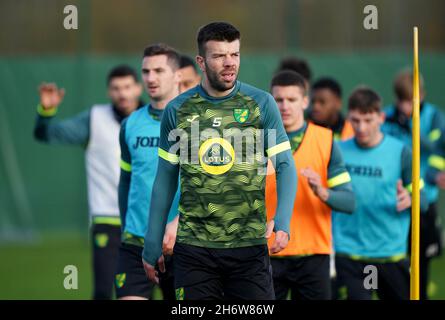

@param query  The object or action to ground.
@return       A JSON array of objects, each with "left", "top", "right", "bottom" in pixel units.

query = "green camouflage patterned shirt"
[{"left": 158, "top": 81, "right": 290, "bottom": 248}]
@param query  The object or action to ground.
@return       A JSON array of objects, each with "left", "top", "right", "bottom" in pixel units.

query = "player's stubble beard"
[{"left": 205, "top": 61, "right": 238, "bottom": 93}]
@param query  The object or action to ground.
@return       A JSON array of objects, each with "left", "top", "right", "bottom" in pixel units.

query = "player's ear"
[
  {"left": 174, "top": 68, "right": 182, "bottom": 84},
  {"left": 107, "top": 86, "right": 113, "bottom": 99},
  {"left": 302, "top": 94, "right": 310, "bottom": 111},
  {"left": 379, "top": 111, "right": 386, "bottom": 123},
  {"left": 335, "top": 97, "right": 343, "bottom": 111},
  {"left": 196, "top": 55, "right": 206, "bottom": 74},
  {"left": 376, "top": 111, "right": 386, "bottom": 126}
]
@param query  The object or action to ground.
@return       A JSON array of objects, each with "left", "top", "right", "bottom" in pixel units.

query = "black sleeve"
[
  {"left": 325, "top": 140, "right": 355, "bottom": 213},
  {"left": 401, "top": 146, "right": 429, "bottom": 212},
  {"left": 33, "top": 107, "right": 90, "bottom": 147},
  {"left": 420, "top": 109, "right": 445, "bottom": 153}
]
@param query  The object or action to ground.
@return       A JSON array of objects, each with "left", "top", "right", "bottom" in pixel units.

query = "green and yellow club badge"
[
  {"left": 233, "top": 108, "right": 249, "bottom": 124},
  {"left": 95, "top": 233, "right": 109, "bottom": 248},
  {"left": 175, "top": 287, "right": 185, "bottom": 300},
  {"left": 115, "top": 273, "right": 126, "bottom": 289}
]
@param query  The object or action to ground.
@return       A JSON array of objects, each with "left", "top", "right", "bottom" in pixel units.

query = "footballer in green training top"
[{"left": 142, "top": 22, "right": 298, "bottom": 300}]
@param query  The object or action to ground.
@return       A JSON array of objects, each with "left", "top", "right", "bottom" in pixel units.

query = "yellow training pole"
[{"left": 410, "top": 26, "right": 421, "bottom": 300}]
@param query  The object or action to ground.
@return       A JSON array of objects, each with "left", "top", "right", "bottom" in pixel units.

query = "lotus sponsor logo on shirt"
[{"left": 199, "top": 138, "right": 235, "bottom": 175}]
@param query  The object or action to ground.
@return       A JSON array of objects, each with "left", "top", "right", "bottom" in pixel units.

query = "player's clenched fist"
[
  {"left": 265, "top": 219, "right": 289, "bottom": 254},
  {"left": 300, "top": 167, "right": 329, "bottom": 202},
  {"left": 396, "top": 179, "right": 411, "bottom": 212},
  {"left": 38, "top": 82, "right": 65, "bottom": 109}
]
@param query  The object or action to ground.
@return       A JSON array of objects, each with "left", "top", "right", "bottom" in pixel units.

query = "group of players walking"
[{"left": 34, "top": 22, "right": 443, "bottom": 300}]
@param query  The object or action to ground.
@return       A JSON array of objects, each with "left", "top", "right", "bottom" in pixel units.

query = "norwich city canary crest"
[
  {"left": 95, "top": 233, "right": 109, "bottom": 248},
  {"left": 115, "top": 273, "right": 126, "bottom": 288},
  {"left": 175, "top": 287, "right": 184, "bottom": 300},
  {"left": 233, "top": 108, "right": 249, "bottom": 123}
]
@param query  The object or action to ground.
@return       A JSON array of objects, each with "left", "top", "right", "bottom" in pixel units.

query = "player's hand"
[
  {"left": 266, "top": 220, "right": 289, "bottom": 253},
  {"left": 396, "top": 179, "right": 411, "bottom": 212},
  {"left": 270, "top": 230, "right": 289, "bottom": 254},
  {"left": 38, "top": 82, "right": 65, "bottom": 109},
  {"left": 162, "top": 216, "right": 179, "bottom": 256},
  {"left": 142, "top": 255, "right": 165, "bottom": 285},
  {"left": 435, "top": 172, "right": 445, "bottom": 189},
  {"left": 300, "top": 167, "right": 329, "bottom": 202},
  {"left": 157, "top": 254, "right": 166, "bottom": 273}
]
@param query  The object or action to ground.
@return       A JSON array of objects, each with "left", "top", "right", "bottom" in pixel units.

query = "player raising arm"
[{"left": 34, "top": 66, "right": 143, "bottom": 299}]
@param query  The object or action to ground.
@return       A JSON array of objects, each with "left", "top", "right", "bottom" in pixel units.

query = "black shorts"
[
  {"left": 91, "top": 223, "right": 121, "bottom": 300},
  {"left": 173, "top": 242, "right": 275, "bottom": 300},
  {"left": 115, "top": 243, "right": 154, "bottom": 299},
  {"left": 334, "top": 255, "right": 410, "bottom": 300},
  {"left": 158, "top": 254, "right": 176, "bottom": 301},
  {"left": 408, "top": 201, "right": 443, "bottom": 299},
  {"left": 271, "top": 255, "right": 331, "bottom": 300}
]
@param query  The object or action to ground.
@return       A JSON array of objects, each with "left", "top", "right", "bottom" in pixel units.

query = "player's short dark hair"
[
  {"left": 276, "top": 57, "right": 312, "bottom": 83},
  {"left": 197, "top": 22, "right": 240, "bottom": 56},
  {"left": 270, "top": 70, "right": 307, "bottom": 95},
  {"left": 312, "top": 77, "right": 342, "bottom": 98},
  {"left": 142, "top": 43, "right": 180, "bottom": 70},
  {"left": 348, "top": 86, "right": 382, "bottom": 113},
  {"left": 107, "top": 65, "right": 138, "bottom": 85},
  {"left": 180, "top": 55, "right": 198, "bottom": 72}
]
